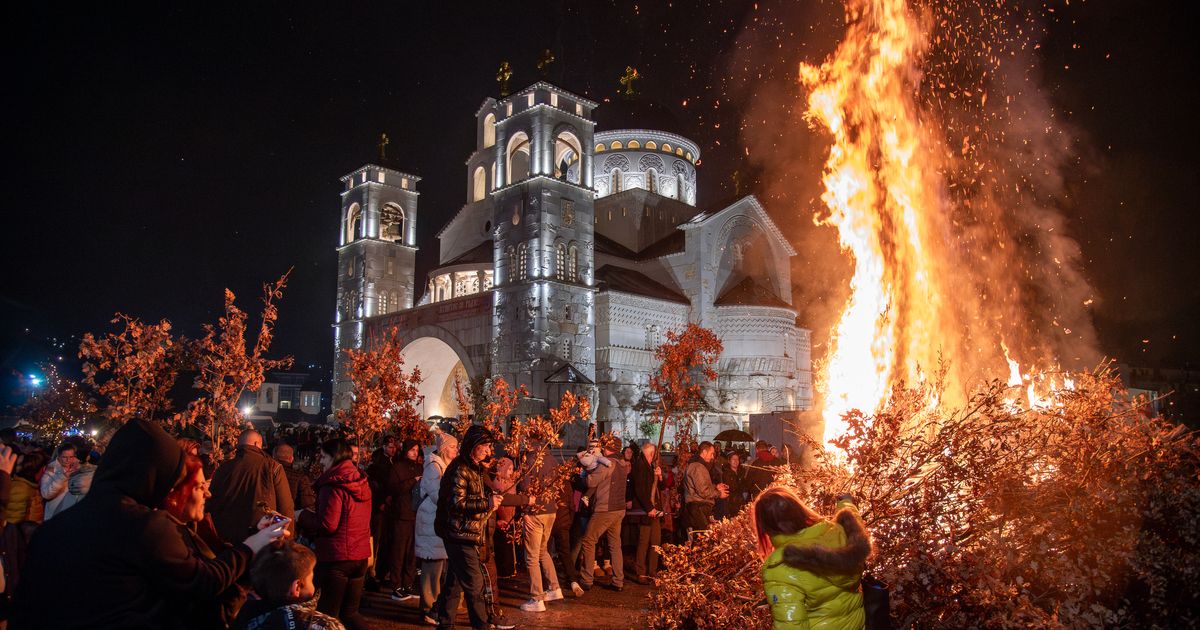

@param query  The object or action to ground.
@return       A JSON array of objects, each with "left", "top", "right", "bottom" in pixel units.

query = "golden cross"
[
  {"left": 378, "top": 133, "right": 389, "bottom": 162},
  {"left": 497, "top": 61, "right": 513, "bottom": 97},
  {"left": 537, "top": 49, "right": 555, "bottom": 76},
  {"left": 619, "top": 66, "right": 640, "bottom": 97}
]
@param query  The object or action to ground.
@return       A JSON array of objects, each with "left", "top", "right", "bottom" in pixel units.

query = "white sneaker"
[
  {"left": 570, "top": 581, "right": 584, "bottom": 597},
  {"left": 543, "top": 587, "right": 564, "bottom": 602},
  {"left": 520, "top": 598, "right": 547, "bottom": 612}
]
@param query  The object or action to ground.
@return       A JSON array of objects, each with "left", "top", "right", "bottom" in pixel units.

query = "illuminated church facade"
[{"left": 332, "top": 81, "right": 811, "bottom": 444}]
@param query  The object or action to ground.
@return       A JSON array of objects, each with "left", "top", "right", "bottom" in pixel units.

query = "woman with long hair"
[
  {"left": 297, "top": 437, "right": 372, "bottom": 630},
  {"left": 752, "top": 487, "right": 871, "bottom": 630}
]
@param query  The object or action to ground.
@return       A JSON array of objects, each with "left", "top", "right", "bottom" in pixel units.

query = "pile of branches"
[{"left": 645, "top": 368, "right": 1200, "bottom": 628}]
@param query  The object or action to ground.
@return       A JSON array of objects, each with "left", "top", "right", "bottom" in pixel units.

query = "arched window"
[
  {"left": 662, "top": 143, "right": 672, "bottom": 153},
  {"left": 507, "top": 132, "right": 531, "bottom": 185},
  {"left": 611, "top": 169, "right": 623, "bottom": 193},
  {"left": 554, "top": 130, "right": 581, "bottom": 183},
  {"left": 378, "top": 291, "right": 390, "bottom": 314},
  {"left": 628, "top": 140, "right": 641, "bottom": 149},
  {"left": 567, "top": 241, "right": 578, "bottom": 281},
  {"left": 491, "top": 162, "right": 497, "bottom": 192},
  {"left": 516, "top": 242, "right": 528, "bottom": 280},
  {"left": 610, "top": 140, "right": 623, "bottom": 150},
  {"left": 555, "top": 241, "right": 566, "bottom": 280},
  {"left": 646, "top": 141, "right": 657, "bottom": 150},
  {"left": 595, "top": 143, "right": 606, "bottom": 153},
  {"left": 345, "top": 202, "right": 362, "bottom": 244},
  {"left": 483, "top": 113, "right": 496, "bottom": 148},
  {"left": 507, "top": 246, "right": 517, "bottom": 282},
  {"left": 380, "top": 202, "right": 405, "bottom": 243},
  {"left": 647, "top": 169, "right": 658, "bottom": 194},
  {"left": 472, "top": 166, "right": 486, "bottom": 202}
]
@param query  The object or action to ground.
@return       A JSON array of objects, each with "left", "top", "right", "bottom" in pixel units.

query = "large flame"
[{"left": 803, "top": 0, "right": 1096, "bottom": 450}]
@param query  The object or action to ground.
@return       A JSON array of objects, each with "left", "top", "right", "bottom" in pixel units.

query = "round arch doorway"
[{"left": 400, "top": 336, "right": 471, "bottom": 419}]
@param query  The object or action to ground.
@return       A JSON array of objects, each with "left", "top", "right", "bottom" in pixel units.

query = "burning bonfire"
[{"left": 646, "top": 0, "right": 1200, "bottom": 627}]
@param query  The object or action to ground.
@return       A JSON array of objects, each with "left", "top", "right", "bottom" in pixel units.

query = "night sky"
[{"left": 3, "top": 1, "right": 1196, "bottom": 406}]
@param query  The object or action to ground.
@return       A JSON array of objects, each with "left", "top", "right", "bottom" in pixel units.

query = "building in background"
[
  {"left": 239, "top": 371, "right": 327, "bottom": 425},
  {"left": 332, "top": 81, "right": 812, "bottom": 445}
]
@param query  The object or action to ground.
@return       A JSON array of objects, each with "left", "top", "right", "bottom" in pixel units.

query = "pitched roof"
[
  {"left": 715, "top": 277, "right": 794, "bottom": 310},
  {"left": 443, "top": 240, "right": 494, "bottom": 266},
  {"left": 595, "top": 265, "right": 689, "bottom": 304},
  {"left": 545, "top": 363, "right": 595, "bottom": 385}
]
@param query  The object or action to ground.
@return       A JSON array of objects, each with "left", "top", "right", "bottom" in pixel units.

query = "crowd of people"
[{"left": 0, "top": 416, "right": 871, "bottom": 630}]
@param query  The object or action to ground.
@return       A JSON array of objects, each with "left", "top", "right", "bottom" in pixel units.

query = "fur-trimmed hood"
[{"left": 781, "top": 505, "right": 873, "bottom": 575}]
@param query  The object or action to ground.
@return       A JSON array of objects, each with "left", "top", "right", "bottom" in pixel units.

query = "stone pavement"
[{"left": 360, "top": 572, "right": 654, "bottom": 630}]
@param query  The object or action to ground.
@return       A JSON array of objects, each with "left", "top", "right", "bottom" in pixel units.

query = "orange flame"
[{"left": 802, "top": 0, "right": 1090, "bottom": 451}]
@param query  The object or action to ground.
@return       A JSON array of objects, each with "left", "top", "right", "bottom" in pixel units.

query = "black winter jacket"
[
  {"left": 434, "top": 427, "right": 493, "bottom": 546},
  {"left": 207, "top": 445, "right": 294, "bottom": 544},
  {"left": 12, "top": 419, "right": 253, "bottom": 630}
]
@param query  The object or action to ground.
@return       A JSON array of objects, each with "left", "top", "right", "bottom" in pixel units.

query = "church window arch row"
[
  {"left": 516, "top": 242, "right": 529, "bottom": 280},
  {"left": 567, "top": 241, "right": 579, "bottom": 281},
  {"left": 553, "top": 127, "right": 582, "bottom": 183},
  {"left": 555, "top": 240, "right": 567, "bottom": 280}
]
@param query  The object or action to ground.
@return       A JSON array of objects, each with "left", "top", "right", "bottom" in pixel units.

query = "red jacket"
[{"left": 298, "top": 459, "right": 372, "bottom": 563}]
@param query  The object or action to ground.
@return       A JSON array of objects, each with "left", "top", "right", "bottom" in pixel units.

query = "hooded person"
[
  {"left": 432, "top": 425, "right": 508, "bottom": 630},
  {"left": 414, "top": 431, "right": 458, "bottom": 623},
  {"left": 11, "top": 419, "right": 286, "bottom": 630},
  {"left": 385, "top": 438, "right": 423, "bottom": 601}
]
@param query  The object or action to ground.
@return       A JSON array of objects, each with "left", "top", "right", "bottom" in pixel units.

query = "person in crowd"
[
  {"left": 515, "top": 442, "right": 565, "bottom": 612},
  {"left": 387, "top": 438, "right": 423, "bottom": 602},
  {"left": 551, "top": 453, "right": 584, "bottom": 597},
  {"left": 48, "top": 451, "right": 97, "bottom": 519},
  {"left": 297, "top": 438, "right": 372, "bottom": 630},
  {"left": 629, "top": 442, "right": 664, "bottom": 584},
  {"left": 350, "top": 444, "right": 362, "bottom": 466},
  {"left": 366, "top": 435, "right": 397, "bottom": 590},
  {"left": 415, "top": 432, "right": 458, "bottom": 625},
  {"left": 432, "top": 425, "right": 516, "bottom": 630},
  {"left": 162, "top": 451, "right": 257, "bottom": 628},
  {"left": 274, "top": 444, "right": 317, "bottom": 511},
  {"left": 577, "top": 434, "right": 630, "bottom": 593},
  {"left": 0, "top": 443, "right": 23, "bottom": 618},
  {"left": 209, "top": 430, "right": 295, "bottom": 543},
  {"left": 232, "top": 542, "right": 344, "bottom": 630},
  {"left": 489, "top": 456, "right": 519, "bottom": 580},
  {"left": 4, "top": 451, "right": 46, "bottom": 525},
  {"left": 683, "top": 442, "right": 729, "bottom": 538},
  {"left": 754, "top": 487, "right": 870, "bottom": 630},
  {"left": 720, "top": 451, "right": 749, "bottom": 519},
  {"left": 39, "top": 442, "right": 78, "bottom": 519},
  {"left": 12, "top": 419, "right": 287, "bottom": 629},
  {"left": 748, "top": 440, "right": 780, "bottom": 496}
]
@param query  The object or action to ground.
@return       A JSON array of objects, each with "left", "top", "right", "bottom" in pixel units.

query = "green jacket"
[{"left": 761, "top": 503, "right": 869, "bottom": 630}]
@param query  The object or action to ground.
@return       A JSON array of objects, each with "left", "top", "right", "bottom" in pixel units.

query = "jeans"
[
  {"left": 523, "top": 513, "right": 560, "bottom": 599},
  {"left": 578, "top": 510, "right": 625, "bottom": 588},
  {"left": 314, "top": 558, "right": 369, "bottom": 630},
  {"left": 633, "top": 516, "right": 662, "bottom": 577},
  {"left": 419, "top": 558, "right": 448, "bottom": 616},
  {"left": 392, "top": 518, "right": 417, "bottom": 590},
  {"left": 435, "top": 541, "right": 490, "bottom": 630}
]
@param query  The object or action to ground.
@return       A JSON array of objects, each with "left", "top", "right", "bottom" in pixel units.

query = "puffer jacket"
[
  {"left": 298, "top": 459, "right": 372, "bottom": 563},
  {"left": 4, "top": 477, "right": 44, "bottom": 524},
  {"left": 415, "top": 453, "right": 448, "bottom": 560},
  {"left": 762, "top": 503, "right": 870, "bottom": 630},
  {"left": 434, "top": 427, "right": 493, "bottom": 546}
]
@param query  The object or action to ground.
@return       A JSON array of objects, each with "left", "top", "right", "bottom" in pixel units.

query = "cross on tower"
[
  {"left": 619, "top": 66, "right": 640, "bottom": 98},
  {"left": 537, "top": 49, "right": 555, "bottom": 77},
  {"left": 497, "top": 61, "right": 513, "bottom": 97},
  {"left": 378, "top": 133, "right": 389, "bottom": 162}
]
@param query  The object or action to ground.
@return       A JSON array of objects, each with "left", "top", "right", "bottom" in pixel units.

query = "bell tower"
[
  {"left": 489, "top": 82, "right": 599, "bottom": 409},
  {"left": 332, "top": 163, "right": 420, "bottom": 412}
]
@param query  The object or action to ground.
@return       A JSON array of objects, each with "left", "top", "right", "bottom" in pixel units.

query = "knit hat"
[{"left": 434, "top": 431, "right": 459, "bottom": 454}]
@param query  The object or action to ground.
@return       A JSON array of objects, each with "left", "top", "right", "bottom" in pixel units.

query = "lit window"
[
  {"left": 378, "top": 171, "right": 386, "bottom": 183},
  {"left": 361, "top": 173, "right": 367, "bottom": 183},
  {"left": 595, "top": 143, "right": 606, "bottom": 152},
  {"left": 506, "top": 102, "right": 513, "bottom": 116},
  {"left": 686, "top": 152, "right": 693, "bottom": 161},
  {"left": 646, "top": 141, "right": 657, "bottom": 150},
  {"left": 610, "top": 141, "right": 622, "bottom": 150},
  {"left": 483, "top": 113, "right": 496, "bottom": 148},
  {"left": 567, "top": 242, "right": 578, "bottom": 281},
  {"left": 527, "top": 93, "right": 535, "bottom": 107},
  {"left": 517, "top": 242, "right": 529, "bottom": 280},
  {"left": 401, "top": 177, "right": 409, "bottom": 188},
  {"left": 550, "top": 93, "right": 558, "bottom": 107},
  {"left": 556, "top": 242, "right": 566, "bottom": 279},
  {"left": 280, "top": 399, "right": 291, "bottom": 409},
  {"left": 628, "top": 140, "right": 640, "bottom": 149},
  {"left": 575, "top": 103, "right": 583, "bottom": 116},
  {"left": 676, "top": 147, "right": 684, "bottom": 156}
]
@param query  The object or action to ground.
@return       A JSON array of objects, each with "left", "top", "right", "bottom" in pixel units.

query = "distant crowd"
[{"left": 0, "top": 418, "right": 872, "bottom": 630}]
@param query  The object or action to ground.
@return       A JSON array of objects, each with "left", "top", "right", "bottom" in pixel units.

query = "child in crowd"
[{"left": 233, "top": 542, "right": 345, "bottom": 630}]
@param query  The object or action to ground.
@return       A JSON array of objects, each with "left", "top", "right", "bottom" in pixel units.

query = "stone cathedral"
[{"left": 333, "top": 81, "right": 812, "bottom": 444}]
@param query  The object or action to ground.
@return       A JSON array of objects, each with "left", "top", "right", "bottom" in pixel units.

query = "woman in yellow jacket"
[
  {"left": 754, "top": 487, "right": 871, "bottom": 630},
  {"left": 4, "top": 451, "right": 47, "bottom": 525}
]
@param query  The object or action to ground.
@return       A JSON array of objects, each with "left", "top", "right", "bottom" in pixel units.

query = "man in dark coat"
[
  {"left": 273, "top": 443, "right": 316, "bottom": 511},
  {"left": 365, "top": 436, "right": 397, "bottom": 588},
  {"left": 11, "top": 419, "right": 257, "bottom": 629},
  {"left": 208, "top": 429, "right": 295, "bottom": 543},
  {"left": 386, "top": 438, "right": 423, "bottom": 602},
  {"left": 629, "top": 442, "right": 665, "bottom": 583},
  {"left": 432, "top": 426, "right": 505, "bottom": 630}
]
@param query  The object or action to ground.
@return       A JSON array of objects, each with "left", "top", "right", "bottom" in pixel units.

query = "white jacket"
[
  {"left": 40, "top": 460, "right": 71, "bottom": 519},
  {"left": 415, "top": 453, "right": 448, "bottom": 561}
]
